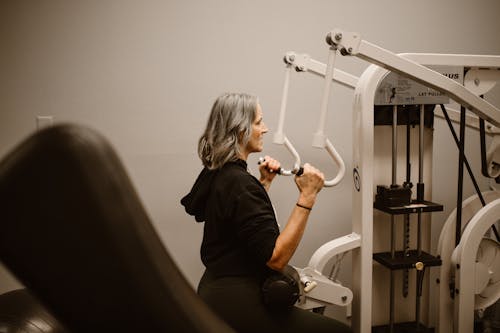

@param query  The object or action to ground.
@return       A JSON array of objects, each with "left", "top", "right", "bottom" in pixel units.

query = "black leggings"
[{"left": 198, "top": 270, "right": 352, "bottom": 333}]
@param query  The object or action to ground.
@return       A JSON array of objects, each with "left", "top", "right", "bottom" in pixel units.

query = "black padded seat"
[
  {"left": 0, "top": 288, "right": 66, "bottom": 333},
  {"left": 0, "top": 124, "right": 235, "bottom": 333}
]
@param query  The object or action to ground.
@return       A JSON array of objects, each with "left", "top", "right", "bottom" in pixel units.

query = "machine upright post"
[
  {"left": 415, "top": 104, "right": 426, "bottom": 330},
  {"left": 391, "top": 104, "right": 398, "bottom": 257},
  {"left": 389, "top": 104, "right": 398, "bottom": 333},
  {"left": 392, "top": 105, "right": 398, "bottom": 187},
  {"left": 456, "top": 105, "right": 467, "bottom": 246},
  {"left": 403, "top": 118, "right": 411, "bottom": 298},
  {"left": 417, "top": 105, "right": 425, "bottom": 255}
]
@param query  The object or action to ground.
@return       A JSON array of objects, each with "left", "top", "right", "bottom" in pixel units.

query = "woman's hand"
[
  {"left": 259, "top": 155, "right": 281, "bottom": 191},
  {"left": 294, "top": 163, "right": 324, "bottom": 207}
]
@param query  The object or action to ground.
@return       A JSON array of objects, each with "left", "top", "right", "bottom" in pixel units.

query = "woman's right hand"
[{"left": 294, "top": 163, "right": 324, "bottom": 206}]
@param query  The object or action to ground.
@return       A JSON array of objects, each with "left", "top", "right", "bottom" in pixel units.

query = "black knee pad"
[{"left": 261, "top": 265, "right": 300, "bottom": 310}]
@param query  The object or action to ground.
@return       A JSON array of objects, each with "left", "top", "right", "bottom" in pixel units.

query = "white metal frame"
[
  {"left": 343, "top": 30, "right": 500, "bottom": 332},
  {"left": 280, "top": 29, "right": 500, "bottom": 333},
  {"left": 437, "top": 191, "right": 500, "bottom": 333},
  {"left": 452, "top": 199, "right": 500, "bottom": 332}
]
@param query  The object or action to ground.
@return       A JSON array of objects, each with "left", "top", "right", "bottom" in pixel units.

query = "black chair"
[
  {"left": 0, "top": 288, "right": 66, "bottom": 333},
  {"left": 0, "top": 124, "right": 235, "bottom": 333}
]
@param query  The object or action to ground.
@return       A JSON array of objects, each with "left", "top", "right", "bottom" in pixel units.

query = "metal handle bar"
[
  {"left": 270, "top": 63, "right": 302, "bottom": 176},
  {"left": 258, "top": 154, "right": 303, "bottom": 176},
  {"left": 323, "top": 138, "right": 345, "bottom": 187},
  {"left": 312, "top": 45, "right": 345, "bottom": 187}
]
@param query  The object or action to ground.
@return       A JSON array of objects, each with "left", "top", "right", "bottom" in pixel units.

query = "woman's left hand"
[{"left": 259, "top": 155, "right": 281, "bottom": 190}]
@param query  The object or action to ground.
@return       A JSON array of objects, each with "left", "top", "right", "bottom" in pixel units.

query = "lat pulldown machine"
[{"left": 273, "top": 28, "right": 500, "bottom": 333}]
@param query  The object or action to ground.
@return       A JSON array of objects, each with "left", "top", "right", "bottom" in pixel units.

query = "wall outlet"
[{"left": 36, "top": 116, "right": 54, "bottom": 130}]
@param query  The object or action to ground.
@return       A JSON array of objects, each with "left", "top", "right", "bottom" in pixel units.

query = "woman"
[{"left": 181, "top": 93, "right": 351, "bottom": 333}]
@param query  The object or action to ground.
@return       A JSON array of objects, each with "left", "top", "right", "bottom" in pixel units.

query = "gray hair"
[{"left": 198, "top": 93, "right": 258, "bottom": 169}]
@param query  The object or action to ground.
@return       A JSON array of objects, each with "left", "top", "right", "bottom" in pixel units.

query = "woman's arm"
[{"left": 266, "top": 164, "right": 324, "bottom": 271}]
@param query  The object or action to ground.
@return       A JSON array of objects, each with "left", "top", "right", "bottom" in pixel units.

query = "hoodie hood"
[{"left": 181, "top": 167, "right": 218, "bottom": 222}]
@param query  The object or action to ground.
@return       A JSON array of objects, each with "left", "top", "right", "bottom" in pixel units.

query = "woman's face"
[{"left": 242, "top": 103, "right": 268, "bottom": 158}]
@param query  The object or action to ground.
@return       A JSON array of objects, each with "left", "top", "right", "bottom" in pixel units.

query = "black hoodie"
[{"left": 181, "top": 160, "right": 279, "bottom": 278}]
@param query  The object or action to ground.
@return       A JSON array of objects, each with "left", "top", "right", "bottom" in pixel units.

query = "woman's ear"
[
  {"left": 237, "top": 131, "right": 248, "bottom": 159},
  {"left": 238, "top": 130, "right": 245, "bottom": 144}
]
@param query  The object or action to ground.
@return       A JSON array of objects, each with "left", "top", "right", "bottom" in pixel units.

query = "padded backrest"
[
  {"left": 0, "top": 288, "right": 66, "bottom": 333},
  {"left": 0, "top": 124, "right": 235, "bottom": 333}
]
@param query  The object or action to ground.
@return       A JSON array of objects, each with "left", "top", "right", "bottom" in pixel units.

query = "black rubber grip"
[{"left": 296, "top": 167, "right": 304, "bottom": 176}]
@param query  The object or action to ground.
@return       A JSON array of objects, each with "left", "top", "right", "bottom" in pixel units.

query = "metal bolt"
[
  {"left": 325, "top": 33, "right": 333, "bottom": 45},
  {"left": 289, "top": 54, "right": 295, "bottom": 62},
  {"left": 348, "top": 47, "right": 353, "bottom": 53},
  {"left": 415, "top": 262, "right": 424, "bottom": 271},
  {"left": 341, "top": 296, "right": 347, "bottom": 302},
  {"left": 474, "top": 78, "right": 480, "bottom": 86},
  {"left": 335, "top": 33, "right": 342, "bottom": 41}
]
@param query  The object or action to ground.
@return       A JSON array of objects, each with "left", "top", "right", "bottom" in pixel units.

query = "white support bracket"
[
  {"left": 296, "top": 266, "right": 353, "bottom": 309},
  {"left": 308, "top": 232, "right": 361, "bottom": 272},
  {"left": 296, "top": 233, "right": 360, "bottom": 313},
  {"left": 284, "top": 51, "right": 358, "bottom": 89},
  {"left": 329, "top": 29, "right": 500, "bottom": 127},
  {"left": 327, "top": 29, "right": 362, "bottom": 56}
]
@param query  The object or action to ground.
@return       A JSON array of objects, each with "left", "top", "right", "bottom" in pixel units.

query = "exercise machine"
[{"left": 273, "top": 28, "right": 500, "bottom": 333}]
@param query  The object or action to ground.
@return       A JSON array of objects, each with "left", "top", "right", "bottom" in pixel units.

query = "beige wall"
[{"left": 1, "top": 0, "right": 499, "bottom": 325}]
